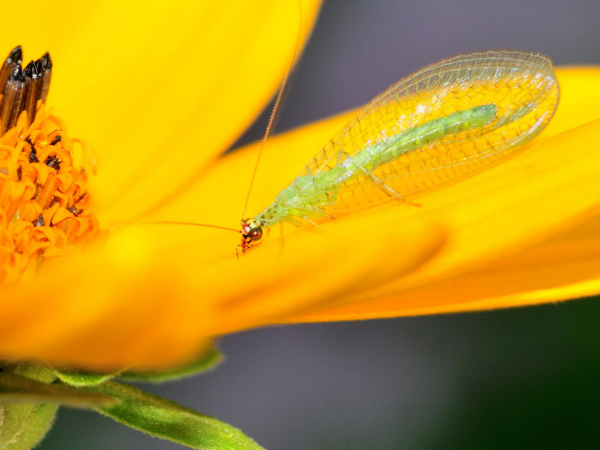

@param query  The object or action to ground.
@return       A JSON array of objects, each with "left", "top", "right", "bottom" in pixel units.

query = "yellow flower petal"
[
  {"left": 7, "top": 0, "right": 322, "bottom": 224},
  {"left": 542, "top": 67, "right": 600, "bottom": 136},
  {"left": 0, "top": 211, "right": 445, "bottom": 370},
  {"left": 0, "top": 2, "right": 95, "bottom": 57},
  {"left": 293, "top": 201, "right": 600, "bottom": 322},
  {"left": 203, "top": 212, "right": 446, "bottom": 336},
  {"left": 291, "top": 116, "right": 600, "bottom": 322}
]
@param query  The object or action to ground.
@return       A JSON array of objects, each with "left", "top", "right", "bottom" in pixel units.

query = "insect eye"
[{"left": 249, "top": 228, "right": 262, "bottom": 241}]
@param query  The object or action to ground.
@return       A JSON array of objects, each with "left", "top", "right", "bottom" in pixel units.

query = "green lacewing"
[{"left": 238, "top": 51, "right": 560, "bottom": 252}]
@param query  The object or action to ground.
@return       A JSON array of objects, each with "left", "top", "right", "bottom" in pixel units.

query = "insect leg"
[
  {"left": 283, "top": 216, "right": 302, "bottom": 227},
  {"left": 301, "top": 215, "right": 336, "bottom": 237},
  {"left": 352, "top": 160, "right": 421, "bottom": 207},
  {"left": 279, "top": 220, "right": 285, "bottom": 250},
  {"left": 336, "top": 150, "right": 351, "bottom": 166}
]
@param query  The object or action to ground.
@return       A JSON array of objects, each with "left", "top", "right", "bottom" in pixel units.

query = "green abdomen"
[
  {"left": 259, "top": 104, "right": 497, "bottom": 224},
  {"left": 312, "top": 104, "right": 497, "bottom": 194}
]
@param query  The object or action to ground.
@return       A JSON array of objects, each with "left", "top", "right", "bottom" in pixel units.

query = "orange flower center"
[{"left": 0, "top": 46, "right": 101, "bottom": 285}]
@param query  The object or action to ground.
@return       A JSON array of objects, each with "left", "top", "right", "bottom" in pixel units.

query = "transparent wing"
[{"left": 298, "top": 51, "right": 559, "bottom": 212}]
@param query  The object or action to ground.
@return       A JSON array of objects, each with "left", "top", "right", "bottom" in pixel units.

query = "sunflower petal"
[
  {"left": 19, "top": 0, "right": 322, "bottom": 224},
  {"left": 0, "top": 2, "right": 96, "bottom": 57},
  {"left": 542, "top": 67, "right": 600, "bottom": 137},
  {"left": 203, "top": 213, "right": 446, "bottom": 336},
  {"left": 293, "top": 117, "right": 600, "bottom": 322},
  {"left": 0, "top": 210, "right": 444, "bottom": 369}
]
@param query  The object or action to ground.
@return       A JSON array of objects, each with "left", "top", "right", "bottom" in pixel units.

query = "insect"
[
  {"left": 238, "top": 51, "right": 560, "bottom": 253},
  {"left": 141, "top": 50, "right": 559, "bottom": 256}
]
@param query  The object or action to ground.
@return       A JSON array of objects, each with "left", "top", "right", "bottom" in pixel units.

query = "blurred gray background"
[{"left": 43, "top": 0, "right": 600, "bottom": 449}]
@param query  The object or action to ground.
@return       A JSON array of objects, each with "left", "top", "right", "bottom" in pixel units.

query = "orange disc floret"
[{"left": 0, "top": 46, "right": 101, "bottom": 285}]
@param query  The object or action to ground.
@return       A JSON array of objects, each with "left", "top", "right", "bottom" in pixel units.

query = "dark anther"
[
  {"left": 50, "top": 135, "right": 61, "bottom": 145},
  {"left": 17, "top": 165, "right": 22, "bottom": 180},
  {"left": 68, "top": 205, "right": 79, "bottom": 216},
  {"left": 11, "top": 63, "right": 25, "bottom": 82},
  {"left": 0, "top": 49, "right": 54, "bottom": 135},
  {"left": 74, "top": 192, "right": 87, "bottom": 205},
  {"left": 44, "top": 155, "right": 61, "bottom": 171},
  {"left": 40, "top": 52, "right": 52, "bottom": 103},
  {"left": 40, "top": 52, "right": 52, "bottom": 70},
  {"left": 34, "top": 59, "right": 43, "bottom": 76},
  {"left": 29, "top": 147, "right": 39, "bottom": 163},
  {"left": 7, "top": 46, "right": 22, "bottom": 65},
  {"left": 24, "top": 59, "right": 43, "bottom": 128},
  {"left": 0, "top": 46, "right": 22, "bottom": 93},
  {"left": 33, "top": 214, "right": 44, "bottom": 227},
  {"left": 24, "top": 60, "right": 34, "bottom": 78},
  {"left": 0, "top": 47, "right": 55, "bottom": 136},
  {"left": 0, "top": 64, "right": 25, "bottom": 135}
]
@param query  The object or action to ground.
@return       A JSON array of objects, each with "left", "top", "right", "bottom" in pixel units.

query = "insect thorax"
[{"left": 255, "top": 174, "right": 336, "bottom": 227}]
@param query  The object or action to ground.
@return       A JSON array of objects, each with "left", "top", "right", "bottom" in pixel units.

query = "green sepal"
[
  {"left": 80, "top": 380, "right": 265, "bottom": 450},
  {"left": 54, "top": 368, "right": 119, "bottom": 387},
  {"left": 54, "top": 344, "right": 223, "bottom": 386},
  {"left": 0, "top": 371, "right": 117, "bottom": 409},
  {"left": 119, "top": 344, "right": 223, "bottom": 383}
]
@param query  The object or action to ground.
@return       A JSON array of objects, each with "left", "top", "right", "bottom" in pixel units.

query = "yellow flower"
[
  {"left": 1, "top": 0, "right": 600, "bottom": 374},
  {"left": 0, "top": 0, "right": 324, "bottom": 370}
]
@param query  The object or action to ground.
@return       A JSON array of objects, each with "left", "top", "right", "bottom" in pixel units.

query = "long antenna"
[
  {"left": 111, "top": 220, "right": 239, "bottom": 234},
  {"left": 241, "top": 1, "right": 304, "bottom": 218}
]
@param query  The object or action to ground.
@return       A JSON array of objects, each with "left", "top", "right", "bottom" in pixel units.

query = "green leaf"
[
  {"left": 0, "top": 402, "right": 57, "bottom": 450},
  {"left": 80, "top": 380, "right": 265, "bottom": 450},
  {"left": 0, "top": 372, "right": 117, "bottom": 409},
  {"left": 119, "top": 344, "right": 224, "bottom": 383},
  {"left": 0, "top": 364, "right": 117, "bottom": 450}
]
